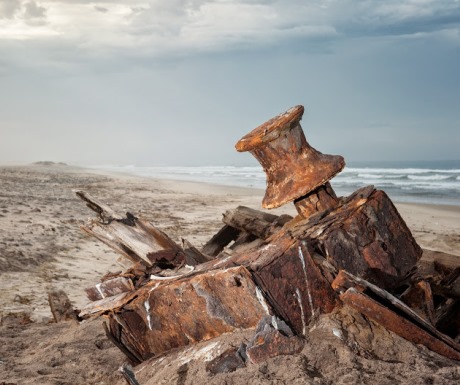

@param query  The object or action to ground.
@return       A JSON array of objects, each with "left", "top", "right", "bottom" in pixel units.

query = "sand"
[{"left": 0, "top": 164, "right": 459, "bottom": 384}]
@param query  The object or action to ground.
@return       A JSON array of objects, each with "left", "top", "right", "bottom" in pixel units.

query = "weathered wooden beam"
[
  {"left": 216, "top": 209, "right": 293, "bottom": 257},
  {"left": 77, "top": 191, "right": 184, "bottom": 267},
  {"left": 47, "top": 290, "right": 78, "bottom": 323},
  {"left": 76, "top": 190, "right": 123, "bottom": 222},
  {"left": 182, "top": 238, "right": 213, "bottom": 265},
  {"left": 85, "top": 276, "right": 134, "bottom": 301},
  {"left": 201, "top": 224, "right": 241, "bottom": 257},
  {"left": 400, "top": 280, "right": 435, "bottom": 324},
  {"left": 80, "top": 292, "right": 136, "bottom": 318},
  {"left": 229, "top": 232, "right": 258, "bottom": 252},
  {"left": 119, "top": 363, "right": 141, "bottom": 385},
  {"left": 222, "top": 206, "right": 291, "bottom": 240}
]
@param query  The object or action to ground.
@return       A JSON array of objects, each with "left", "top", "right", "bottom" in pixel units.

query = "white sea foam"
[
  {"left": 344, "top": 167, "right": 460, "bottom": 174},
  {"left": 87, "top": 163, "right": 460, "bottom": 206},
  {"left": 408, "top": 175, "right": 452, "bottom": 181}
]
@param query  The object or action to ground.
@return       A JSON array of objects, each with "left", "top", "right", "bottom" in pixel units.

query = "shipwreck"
[{"left": 73, "top": 106, "right": 460, "bottom": 384}]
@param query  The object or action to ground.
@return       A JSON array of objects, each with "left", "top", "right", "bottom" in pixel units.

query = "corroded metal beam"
[
  {"left": 104, "top": 266, "right": 272, "bottom": 360},
  {"left": 251, "top": 241, "right": 338, "bottom": 335},
  {"left": 333, "top": 270, "right": 460, "bottom": 361},
  {"left": 340, "top": 288, "right": 460, "bottom": 361}
]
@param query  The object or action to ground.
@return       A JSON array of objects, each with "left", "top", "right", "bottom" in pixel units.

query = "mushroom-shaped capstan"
[{"left": 235, "top": 105, "right": 345, "bottom": 209}]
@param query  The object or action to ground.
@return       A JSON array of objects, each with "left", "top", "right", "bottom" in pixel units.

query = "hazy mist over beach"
[{"left": 0, "top": 1, "right": 459, "bottom": 166}]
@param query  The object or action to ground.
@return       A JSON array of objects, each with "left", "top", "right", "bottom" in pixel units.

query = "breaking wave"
[{"left": 89, "top": 163, "right": 460, "bottom": 206}]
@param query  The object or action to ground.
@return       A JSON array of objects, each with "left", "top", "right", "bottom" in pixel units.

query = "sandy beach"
[{"left": 1, "top": 163, "right": 459, "bottom": 384}]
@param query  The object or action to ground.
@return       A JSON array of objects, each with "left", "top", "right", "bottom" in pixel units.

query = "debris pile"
[{"left": 77, "top": 106, "right": 460, "bottom": 382}]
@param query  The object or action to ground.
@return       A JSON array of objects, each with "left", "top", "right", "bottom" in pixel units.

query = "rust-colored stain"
[
  {"left": 313, "top": 189, "right": 422, "bottom": 289},
  {"left": 252, "top": 241, "right": 338, "bottom": 336},
  {"left": 106, "top": 266, "right": 270, "bottom": 360},
  {"left": 340, "top": 288, "right": 460, "bottom": 361},
  {"left": 235, "top": 105, "right": 344, "bottom": 210},
  {"left": 246, "top": 329, "right": 304, "bottom": 364}
]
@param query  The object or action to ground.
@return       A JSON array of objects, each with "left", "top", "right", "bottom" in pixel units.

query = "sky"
[{"left": 0, "top": 0, "right": 459, "bottom": 166}]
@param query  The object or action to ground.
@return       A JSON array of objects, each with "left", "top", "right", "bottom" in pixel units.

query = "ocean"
[{"left": 90, "top": 160, "right": 460, "bottom": 207}]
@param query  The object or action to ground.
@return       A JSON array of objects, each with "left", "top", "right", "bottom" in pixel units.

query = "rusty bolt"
[{"left": 235, "top": 105, "right": 345, "bottom": 216}]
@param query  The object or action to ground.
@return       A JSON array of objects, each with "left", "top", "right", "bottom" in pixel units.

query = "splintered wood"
[{"left": 77, "top": 105, "right": 460, "bottom": 369}]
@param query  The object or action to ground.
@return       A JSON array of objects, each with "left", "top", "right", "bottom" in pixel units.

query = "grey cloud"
[
  {"left": 263, "top": 0, "right": 460, "bottom": 40},
  {"left": 124, "top": 1, "right": 192, "bottom": 38},
  {"left": 131, "top": 7, "right": 146, "bottom": 13},
  {"left": 24, "top": 1, "right": 45, "bottom": 17},
  {"left": 94, "top": 6, "right": 108, "bottom": 13},
  {"left": 45, "top": 0, "right": 106, "bottom": 3},
  {"left": 1, "top": 0, "right": 459, "bottom": 73},
  {"left": 334, "top": 1, "right": 460, "bottom": 37},
  {"left": 0, "top": 0, "right": 21, "bottom": 19},
  {"left": 3, "top": 1, "right": 458, "bottom": 58},
  {"left": 23, "top": 1, "right": 46, "bottom": 25},
  {"left": 120, "top": 0, "right": 460, "bottom": 55}
]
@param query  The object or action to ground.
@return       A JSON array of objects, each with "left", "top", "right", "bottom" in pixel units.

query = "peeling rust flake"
[
  {"left": 108, "top": 266, "right": 270, "bottom": 360},
  {"left": 251, "top": 241, "right": 338, "bottom": 335}
]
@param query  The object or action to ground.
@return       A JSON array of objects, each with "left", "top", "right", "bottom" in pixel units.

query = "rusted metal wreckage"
[{"left": 77, "top": 105, "right": 460, "bottom": 378}]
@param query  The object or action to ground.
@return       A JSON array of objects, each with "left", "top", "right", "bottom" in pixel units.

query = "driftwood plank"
[
  {"left": 77, "top": 191, "right": 184, "bottom": 267},
  {"left": 222, "top": 206, "right": 291, "bottom": 240},
  {"left": 201, "top": 224, "right": 240, "bottom": 257},
  {"left": 119, "top": 363, "right": 141, "bottom": 385},
  {"left": 182, "top": 238, "right": 213, "bottom": 265},
  {"left": 85, "top": 276, "right": 134, "bottom": 301},
  {"left": 76, "top": 190, "right": 123, "bottom": 222},
  {"left": 80, "top": 292, "right": 135, "bottom": 317},
  {"left": 48, "top": 290, "right": 78, "bottom": 323}
]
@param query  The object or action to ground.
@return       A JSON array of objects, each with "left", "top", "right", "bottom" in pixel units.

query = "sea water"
[{"left": 90, "top": 160, "right": 460, "bottom": 206}]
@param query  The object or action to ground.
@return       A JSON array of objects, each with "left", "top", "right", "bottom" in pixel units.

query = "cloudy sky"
[{"left": 1, "top": 0, "right": 459, "bottom": 166}]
